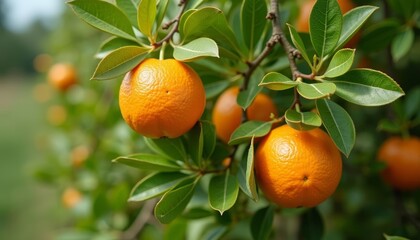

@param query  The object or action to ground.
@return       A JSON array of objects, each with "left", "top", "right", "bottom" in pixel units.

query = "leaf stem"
[{"left": 153, "top": 0, "right": 188, "bottom": 48}]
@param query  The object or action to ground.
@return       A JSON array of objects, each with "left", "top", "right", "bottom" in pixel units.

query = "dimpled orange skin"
[
  {"left": 212, "top": 87, "right": 278, "bottom": 143},
  {"left": 119, "top": 58, "right": 206, "bottom": 138},
  {"left": 255, "top": 125, "right": 342, "bottom": 208},
  {"left": 378, "top": 137, "right": 420, "bottom": 190},
  {"left": 47, "top": 63, "right": 77, "bottom": 91}
]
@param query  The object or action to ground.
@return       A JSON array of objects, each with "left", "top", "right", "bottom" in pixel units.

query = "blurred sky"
[{"left": 4, "top": 0, "right": 64, "bottom": 32}]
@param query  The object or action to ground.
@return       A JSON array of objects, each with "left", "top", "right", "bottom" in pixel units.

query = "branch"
[
  {"left": 120, "top": 200, "right": 157, "bottom": 240},
  {"left": 153, "top": 0, "right": 188, "bottom": 47}
]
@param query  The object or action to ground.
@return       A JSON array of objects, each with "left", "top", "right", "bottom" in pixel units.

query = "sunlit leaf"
[
  {"left": 324, "top": 48, "right": 355, "bottom": 78},
  {"left": 173, "top": 38, "right": 219, "bottom": 62},
  {"left": 237, "top": 137, "right": 258, "bottom": 200},
  {"left": 229, "top": 121, "right": 272, "bottom": 145},
  {"left": 297, "top": 82, "right": 336, "bottom": 100},
  {"left": 112, "top": 153, "right": 182, "bottom": 171},
  {"left": 208, "top": 171, "right": 239, "bottom": 215},
  {"left": 259, "top": 72, "right": 298, "bottom": 91}
]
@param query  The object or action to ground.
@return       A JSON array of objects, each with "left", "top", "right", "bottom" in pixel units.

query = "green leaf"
[
  {"left": 359, "top": 20, "right": 400, "bottom": 53},
  {"left": 208, "top": 171, "right": 239, "bottom": 215},
  {"left": 259, "top": 72, "right": 298, "bottom": 91},
  {"left": 155, "top": 177, "right": 198, "bottom": 224},
  {"left": 330, "top": 69, "right": 405, "bottom": 106},
  {"left": 155, "top": 0, "right": 170, "bottom": 29},
  {"left": 324, "top": 48, "right": 355, "bottom": 78},
  {"left": 297, "top": 82, "right": 336, "bottom": 100},
  {"left": 112, "top": 153, "right": 182, "bottom": 171},
  {"left": 202, "top": 226, "right": 228, "bottom": 240},
  {"left": 285, "top": 109, "right": 322, "bottom": 131},
  {"left": 144, "top": 137, "right": 187, "bottom": 161},
  {"left": 163, "top": 219, "right": 187, "bottom": 240},
  {"left": 316, "top": 99, "right": 355, "bottom": 157},
  {"left": 241, "top": 0, "right": 267, "bottom": 57},
  {"left": 383, "top": 234, "right": 410, "bottom": 240},
  {"left": 115, "top": 0, "right": 139, "bottom": 27},
  {"left": 237, "top": 68, "right": 264, "bottom": 109},
  {"left": 300, "top": 208, "right": 324, "bottom": 240},
  {"left": 202, "top": 121, "right": 217, "bottom": 159},
  {"left": 309, "top": 0, "right": 342, "bottom": 58},
  {"left": 91, "top": 46, "right": 149, "bottom": 80},
  {"left": 229, "top": 121, "right": 272, "bottom": 145},
  {"left": 181, "top": 7, "right": 241, "bottom": 57},
  {"left": 182, "top": 207, "right": 213, "bottom": 219},
  {"left": 405, "top": 88, "right": 420, "bottom": 119},
  {"left": 186, "top": 122, "right": 204, "bottom": 167},
  {"left": 377, "top": 119, "right": 401, "bottom": 134},
  {"left": 179, "top": 9, "right": 197, "bottom": 39},
  {"left": 204, "top": 81, "right": 230, "bottom": 99},
  {"left": 138, "top": 0, "right": 156, "bottom": 38},
  {"left": 287, "top": 24, "right": 312, "bottom": 66},
  {"left": 68, "top": 0, "right": 136, "bottom": 41},
  {"left": 173, "top": 38, "right": 219, "bottom": 62},
  {"left": 95, "top": 37, "right": 140, "bottom": 59},
  {"left": 237, "top": 137, "right": 258, "bottom": 201},
  {"left": 250, "top": 206, "right": 274, "bottom": 240},
  {"left": 335, "top": 6, "right": 378, "bottom": 50},
  {"left": 129, "top": 172, "right": 189, "bottom": 202},
  {"left": 391, "top": 27, "right": 414, "bottom": 62}
]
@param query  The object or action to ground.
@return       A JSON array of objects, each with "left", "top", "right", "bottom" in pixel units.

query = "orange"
[
  {"left": 71, "top": 145, "right": 90, "bottom": 168},
  {"left": 119, "top": 58, "right": 206, "bottom": 138},
  {"left": 62, "top": 187, "right": 82, "bottom": 208},
  {"left": 377, "top": 137, "right": 420, "bottom": 190},
  {"left": 255, "top": 125, "right": 342, "bottom": 208},
  {"left": 296, "top": 0, "right": 358, "bottom": 47},
  {"left": 212, "top": 87, "right": 278, "bottom": 143},
  {"left": 47, "top": 63, "right": 77, "bottom": 91}
]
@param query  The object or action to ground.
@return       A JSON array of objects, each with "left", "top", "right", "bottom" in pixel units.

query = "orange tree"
[{"left": 36, "top": 0, "right": 420, "bottom": 239}]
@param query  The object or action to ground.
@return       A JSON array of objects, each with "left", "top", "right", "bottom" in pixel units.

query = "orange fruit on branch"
[
  {"left": 47, "top": 63, "right": 77, "bottom": 91},
  {"left": 255, "top": 125, "right": 342, "bottom": 208},
  {"left": 62, "top": 187, "right": 82, "bottom": 209},
  {"left": 119, "top": 58, "right": 206, "bottom": 138},
  {"left": 212, "top": 86, "right": 278, "bottom": 143},
  {"left": 377, "top": 137, "right": 420, "bottom": 190}
]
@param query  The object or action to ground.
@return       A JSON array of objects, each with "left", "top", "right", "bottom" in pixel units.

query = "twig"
[
  {"left": 120, "top": 200, "right": 157, "bottom": 240},
  {"left": 153, "top": 0, "right": 188, "bottom": 47}
]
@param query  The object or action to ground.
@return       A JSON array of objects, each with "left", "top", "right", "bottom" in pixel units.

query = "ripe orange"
[
  {"left": 119, "top": 58, "right": 206, "bottom": 138},
  {"left": 47, "top": 63, "right": 77, "bottom": 91},
  {"left": 62, "top": 187, "right": 82, "bottom": 208},
  {"left": 255, "top": 125, "right": 342, "bottom": 208},
  {"left": 296, "top": 0, "right": 358, "bottom": 48},
  {"left": 212, "top": 87, "right": 278, "bottom": 143},
  {"left": 377, "top": 137, "right": 420, "bottom": 190},
  {"left": 71, "top": 145, "right": 90, "bottom": 168}
]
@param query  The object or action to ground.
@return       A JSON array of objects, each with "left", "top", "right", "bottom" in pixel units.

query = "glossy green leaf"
[
  {"left": 287, "top": 24, "right": 312, "bottom": 66},
  {"left": 202, "top": 121, "right": 217, "bottom": 159},
  {"left": 331, "top": 69, "right": 404, "bottom": 106},
  {"left": 91, "top": 46, "right": 149, "bottom": 80},
  {"left": 285, "top": 109, "right": 322, "bottom": 131},
  {"left": 68, "top": 0, "right": 136, "bottom": 41},
  {"left": 237, "top": 68, "right": 264, "bottom": 109},
  {"left": 144, "top": 137, "right": 187, "bottom": 161},
  {"left": 335, "top": 6, "right": 378, "bottom": 50},
  {"left": 178, "top": 9, "right": 196, "bottom": 39},
  {"left": 112, "top": 153, "right": 182, "bottom": 171},
  {"left": 115, "top": 0, "right": 139, "bottom": 27},
  {"left": 259, "top": 72, "right": 298, "bottom": 91},
  {"left": 208, "top": 171, "right": 239, "bottom": 215},
  {"left": 324, "top": 48, "right": 355, "bottom": 78},
  {"left": 155, "top": 0, "right": 169, "bottom": 29},
  {"left": 237, "top": 137, "right": 258, "bottom": 201},
  {"left": 297, "top": 82, "right": 336, "bottom": 100},
  {"left": 182, "top": 207, "right": 213, "bottom": 219},
  {"left": 181, "top": 7, "right": 241, "bottom": 57},
  {"left": 95, "top": 37, "right": 140, "bottom": 59},
  {"left": 241, "top": 0, "right": 267, "bottom": 56},
  {"left": 173, "top": 38, "right": 219, "bottom": 62},
  {"left": 129, "top": 172, "right": 189, "bottom": 202},
  {"left": 359, "top": 20, "right": 400, "bottom": 52},
  {"left": 316, "top": 99, "right": 355, "bottom": 157},
  {"left": 155, "top": 177, "right": 198, "bottom": 224},
  {"left": 186, "top": 122, "right": 203, "bottom": 167},
  {"left": 138, "top": 0, "right": 156, "bottom": 38},
  {"left": 309, "top": 0, "right": 342, "bottom": 58},
  {"left": 383, "top": 234, "right": 410, "bottom": 240},
  {"left": 251, "top": 206, "right": 274, "bottom": 240},
  {"left": 300, "top": 208, "right": 324, "bottom": 240},
  {"left": 391, "top": 27, "right": 414, "bottom": 62},
  {"left": 229, "top": 121, "right": 272, "bottom": 145}
]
